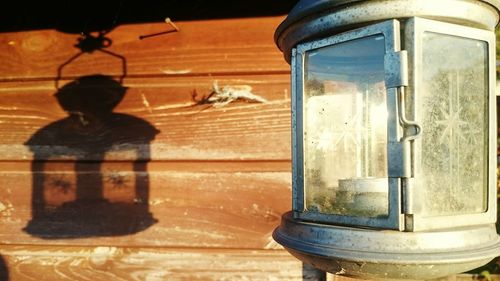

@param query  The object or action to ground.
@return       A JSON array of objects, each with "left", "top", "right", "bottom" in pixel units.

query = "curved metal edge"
[
  {"left": 278, "top": 0, "right": 364, "bottom": 30},
  {"left": 275, "top": 0, "right": 500, "bottom": 63},
  {"left": 282, "top": 246, "right": 494, "bottom": 280},
  {"left": 273, "top": 212, "right": 500, "bottom": 265},
  {"left": 278, "top": 0, "right": 500, "bottom": 32},
  {"left": 274, "top": 227, "right": 500, "bottom": 265}
]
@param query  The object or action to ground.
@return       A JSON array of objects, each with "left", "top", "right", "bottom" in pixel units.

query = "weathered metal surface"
[
  {"left": 274, "top": 212, "right": 500, "bottom": 280},
  {"left": 276, "top": 0, "right": 500, "bottom": 63}
]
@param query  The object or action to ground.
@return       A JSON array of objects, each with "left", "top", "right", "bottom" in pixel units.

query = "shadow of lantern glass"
[{"left": 23, "top": 75, "right": 160, "bottom": 238}]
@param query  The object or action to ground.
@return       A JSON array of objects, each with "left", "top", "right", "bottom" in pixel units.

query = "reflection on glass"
[
  {"left": 417, "top": 32, "right": 488, "bottom": 216},
  {"left": 303, "top": 35, "right": 389, "bottom": 217}
]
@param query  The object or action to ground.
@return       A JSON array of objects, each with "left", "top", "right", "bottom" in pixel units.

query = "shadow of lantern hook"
[{"left": 55, "top": 31, "right": 127, "bottom": 89}]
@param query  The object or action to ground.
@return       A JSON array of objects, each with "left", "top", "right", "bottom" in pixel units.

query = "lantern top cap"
[
  {"left": 280, "top": 0, "right": 500, "bottom": 25},
  {"left": 278, "top": 0, "right": 363, "bottom": 25},
  {"left": 275, "top": 0, "right": 500, "bottom": 63}
]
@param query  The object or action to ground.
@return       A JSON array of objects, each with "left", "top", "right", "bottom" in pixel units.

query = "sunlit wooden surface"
[{"left": 0, "top": 16, "right": 308, "bottom": 280}]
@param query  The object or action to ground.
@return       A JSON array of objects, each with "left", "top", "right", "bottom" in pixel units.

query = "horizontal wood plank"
[
  {"left": 0, "top": 75, "right": 291, "bottom": 161},
  {"left": 0, "top": 246, "right": 302, "bottom": 281},
  {"left": 0, "top": 16, "right": 288, "bottom": 81},
  {"left": 0, "top": 160, "right": 291, "bottom": 173},
  {"left": 0, "top": 17, "right": 300, "bottom": 281},
  {"left": 0, "top": 167, "right": 291, "bottom": 248},
  {"left": 4, "top": 245, "right": 491, "bottom": 281},
  {"left": 2, "top": 246, "right": 491, "bottom": 281}
]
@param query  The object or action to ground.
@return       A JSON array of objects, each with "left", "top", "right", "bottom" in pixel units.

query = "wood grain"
[
  {"left": 0, "top": 166, "right": 291, "bottom": 248},
  {"left": 0, "top": 245, "right": 303, "bottom": 281},
  {"left": 0, "top": 16, "right": 288, "bottom": 81},
  {"left": 0, "top": 15, "right": 300, "bottom": 281},
  {"left": 0, "top": 75, "right": 291, "bottom": 161},
  {"left": 2, "top": 245, "right": 492, "bottom": 281}
]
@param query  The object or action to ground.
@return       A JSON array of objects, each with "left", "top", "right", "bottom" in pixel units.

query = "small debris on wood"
[
  {"left": 193, "top": 81, "right": 268, "bottom": 108},
  {"left": 164, "top": 17, "right": 179, "bottom": 32},
  {"left": 139, "top": 17, "right": 179, "bottom": 40}
]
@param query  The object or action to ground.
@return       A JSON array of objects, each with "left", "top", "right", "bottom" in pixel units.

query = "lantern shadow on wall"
[{"left": 23, "top": 32, "right": 160, "bottom": 238}]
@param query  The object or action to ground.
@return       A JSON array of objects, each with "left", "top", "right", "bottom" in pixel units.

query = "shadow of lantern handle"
[{"left": 55, "top": 32, "right": 127, "bottom": 89}]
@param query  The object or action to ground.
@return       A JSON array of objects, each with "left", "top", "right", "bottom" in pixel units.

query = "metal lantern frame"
[
  {"left": 273, "top": 0, "right": 500, "bottom": 278},
  {"left": 291, "top": 17, "right": 497, "bottom": 231},
  {"left": 292, "top": 20, "right": 404, "bottom": 230},
  {"left": 404, "top": 17, "right": 497, "bottom": 231}
]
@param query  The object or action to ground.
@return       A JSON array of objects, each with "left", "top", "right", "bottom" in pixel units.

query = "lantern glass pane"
[
  {"left": 416, "top": 32, "right": 488, "bottom": 216},
  {"left": 303, "top": 35, "right": 389, "bottom": 218}
]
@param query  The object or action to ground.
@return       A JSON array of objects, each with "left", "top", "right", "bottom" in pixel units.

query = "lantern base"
[{"left": 273, "top": 212, "right": 500, "bottom": 280}]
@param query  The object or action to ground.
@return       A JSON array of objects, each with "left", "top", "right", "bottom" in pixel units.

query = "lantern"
[{"left": 273, "top": 0, "right": 500, "bottom": 279}]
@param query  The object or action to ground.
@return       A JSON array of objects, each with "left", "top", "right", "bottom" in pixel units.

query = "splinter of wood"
[{"left": 139, "top": 17, "right": 180, "bottom": 40}]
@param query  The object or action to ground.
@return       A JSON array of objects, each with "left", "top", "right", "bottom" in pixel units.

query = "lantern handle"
[{"left": 398, "top": 87, "right": 422, "bottom": 142}]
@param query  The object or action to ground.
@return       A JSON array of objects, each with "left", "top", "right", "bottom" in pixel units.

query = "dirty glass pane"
[
  {"left": 417, "top": 32, "right": 488, "bottom": 216},
  {"left": 303, "top": 35, "right": 389, "bottom": 218}
]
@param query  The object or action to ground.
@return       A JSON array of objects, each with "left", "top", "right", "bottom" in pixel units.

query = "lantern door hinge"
[
  {"left": 402, "top": 177, "right": 418, "bottom": 231},
  {"left": 402, "top": 178, "right": 416, "bottom": 215},
  {"left": 384, "top": 50, "right": 408, "bottom": 89}
]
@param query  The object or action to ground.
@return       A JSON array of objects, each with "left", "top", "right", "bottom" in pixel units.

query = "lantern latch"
[{"left": 386, "top": 50, "right": 420, "bottom": 180}]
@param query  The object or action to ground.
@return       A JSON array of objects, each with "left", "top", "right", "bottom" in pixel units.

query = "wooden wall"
[{"left": 0, "top": 16, "right": 312, "bottom": 280}]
